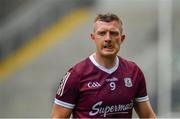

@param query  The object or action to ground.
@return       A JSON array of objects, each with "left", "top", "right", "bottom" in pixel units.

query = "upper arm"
[
  {"left": 52, "top": 68, "right": 79, "bottom": 118},
  {"left": 132, "top": 65, "right": 156, "bottom": 118},
  {"left": 52, "top": 104, "right": 73, "bottom": 118},
  {"left": 134, "top": 101, "right": 156, "bottom": 118}
]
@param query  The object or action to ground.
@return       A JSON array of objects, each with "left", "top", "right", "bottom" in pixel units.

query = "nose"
[{"left": 105, "top": 32, "right": 111, "bottom": 42}]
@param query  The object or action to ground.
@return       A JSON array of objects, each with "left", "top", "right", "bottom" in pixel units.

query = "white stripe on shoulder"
[
  {"left": 56, "top": 72, "right": 71, "bottom": 96},
  {"left": 54, "top": 98, "right": 75, "bottom": 109},
  {"left": 135, "top": 95, "right": 149, "bottom": 102},
  {"left": 60, "top": 72, "right": 71, "bottom": 96}
]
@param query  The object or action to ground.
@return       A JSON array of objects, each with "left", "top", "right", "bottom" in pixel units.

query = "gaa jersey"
[{"left": 54, "top": 54, "right": 149, "bottom": 118}]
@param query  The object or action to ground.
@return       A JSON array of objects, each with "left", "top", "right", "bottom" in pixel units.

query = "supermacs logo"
[{"left": 89, "top": 101, "right": 133, "bottom": 117}]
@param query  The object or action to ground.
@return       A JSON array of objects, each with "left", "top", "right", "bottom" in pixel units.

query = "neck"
[{"left": 94, "top": 53, "right": 117, "bottom": 69}]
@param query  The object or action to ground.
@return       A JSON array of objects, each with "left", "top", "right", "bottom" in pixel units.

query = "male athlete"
[{"left": 52, "top": 13, "right": 156, "bottom": 118}]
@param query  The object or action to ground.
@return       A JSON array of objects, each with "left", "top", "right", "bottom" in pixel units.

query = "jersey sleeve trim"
[
  {"left": 54, "top": 98, "right": 75, "bottom": 109},
  {"left": 135, "top": 95, "right": 149, "bottom": 102}
]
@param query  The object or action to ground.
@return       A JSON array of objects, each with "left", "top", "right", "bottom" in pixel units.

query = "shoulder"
[
  {"left": 59, "top": 58, "right": 90, "bottom": 88},
  {"left": 118, "top": 56, "right": 143, "bottom": 74},
  {"left": 69, "top": 57, "right": 92, "bottom": 76},
  {"left": 119, "top": 56, "right": 139, "bottom": 69}
]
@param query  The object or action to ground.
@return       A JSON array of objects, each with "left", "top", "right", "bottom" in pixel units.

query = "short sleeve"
[
  {"left": 54, "top": 68, "right": 79, "bottom": 109},
  {"left": 135, "top": 68, "right": 149, "bottom": 102}
]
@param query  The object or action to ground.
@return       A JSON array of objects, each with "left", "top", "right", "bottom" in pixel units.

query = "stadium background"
[{"left": 0, "top": 0, "right": 180, "bottom": 118}]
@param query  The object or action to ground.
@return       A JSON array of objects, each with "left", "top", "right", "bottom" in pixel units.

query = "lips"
[
  {"left": 103, "top": 45, "right": 115, "bottom": 53},
  {"left": 104, "top": 44, "right": 113, "bottom": 49}
]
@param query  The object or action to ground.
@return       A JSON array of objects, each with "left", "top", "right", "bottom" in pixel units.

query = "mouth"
[
  {"left": 103, "top": 44, "right": 115, "bottom": 52},
  {"left": 103, "top": 44, "right": 113, "bottom": 49}
]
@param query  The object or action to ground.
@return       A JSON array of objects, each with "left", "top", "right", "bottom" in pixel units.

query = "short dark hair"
[{"left": 94, "top": 13, "right": 122, "bottom": 25}]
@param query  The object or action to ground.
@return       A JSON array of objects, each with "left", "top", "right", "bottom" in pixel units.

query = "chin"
[{"left": 101, "top": 52, "right": 117, "bottom": 58}]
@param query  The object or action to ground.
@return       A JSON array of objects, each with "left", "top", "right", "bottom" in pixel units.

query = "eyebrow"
[{"left": 96, "top": 28, "right": 120, "bottom": 32}]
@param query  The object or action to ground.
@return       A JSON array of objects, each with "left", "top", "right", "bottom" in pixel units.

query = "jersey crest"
[{"left": 124, "top": 77, "right": 133, "bottom": 87}]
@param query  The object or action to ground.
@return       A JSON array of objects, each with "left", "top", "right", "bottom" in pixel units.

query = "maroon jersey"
[{"left": 54, "top": 54, "right": 149, "bottom": 118}]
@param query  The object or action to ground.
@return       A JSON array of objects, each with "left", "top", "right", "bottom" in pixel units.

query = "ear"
[
  {"left": 90, "top": 33, "right": 95, "bottom": 41},
  {"left": 121, "top": 35, "right": 126, "bottom": 42}
]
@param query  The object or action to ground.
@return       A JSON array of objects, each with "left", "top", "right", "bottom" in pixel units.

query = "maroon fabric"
[{"left": 55, "top": 56, "right": 148, "bottom": 118}]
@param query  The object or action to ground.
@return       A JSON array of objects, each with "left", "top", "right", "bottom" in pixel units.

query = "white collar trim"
[{"left": 89, "top": 53, "right": 119, "bottom": 74}]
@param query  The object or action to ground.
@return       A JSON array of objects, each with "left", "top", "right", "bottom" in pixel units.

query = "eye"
[
  {"left": 110, "top": 31, "right": 119, "bottom": 36},
  {"left": 97, "top": 31, "right": 106, "bottom": 36}
]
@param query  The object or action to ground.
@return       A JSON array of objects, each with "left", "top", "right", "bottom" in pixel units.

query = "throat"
[{"left": 94, "top": 53, "right": 117, "bottom": 69}]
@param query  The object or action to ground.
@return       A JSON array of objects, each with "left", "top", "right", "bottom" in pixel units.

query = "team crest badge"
[{"left": 124, "top": 77, "right": 133, "bottom": 87}]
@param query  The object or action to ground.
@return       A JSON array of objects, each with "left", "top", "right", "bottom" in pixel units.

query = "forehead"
[{"left": 94, "top": 21, "right": 120, "bottom": 31}]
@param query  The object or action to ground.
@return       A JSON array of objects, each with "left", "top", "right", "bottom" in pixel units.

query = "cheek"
[
  {"left": 94, "top": 37, "right": 103, "bottom": 44},
  {"left": 94, "top": 39, "right": 102, "bottom": 47},
  {"left": 115, "top": 38, "right": 121, "bottom": 45}
]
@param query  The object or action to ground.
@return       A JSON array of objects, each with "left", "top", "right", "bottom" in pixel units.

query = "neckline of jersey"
[{"left": 89, "top": 53, "right": 119, "bottom": 74}]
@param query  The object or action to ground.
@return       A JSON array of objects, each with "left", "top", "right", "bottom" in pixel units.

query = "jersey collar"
[{"left": 89, "top": 53, "right": 119, "bottom": 74}]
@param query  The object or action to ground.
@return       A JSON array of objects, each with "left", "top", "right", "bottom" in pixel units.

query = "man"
[{"left": 52, "top": 13, "right": 156, "bottom": 118}]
